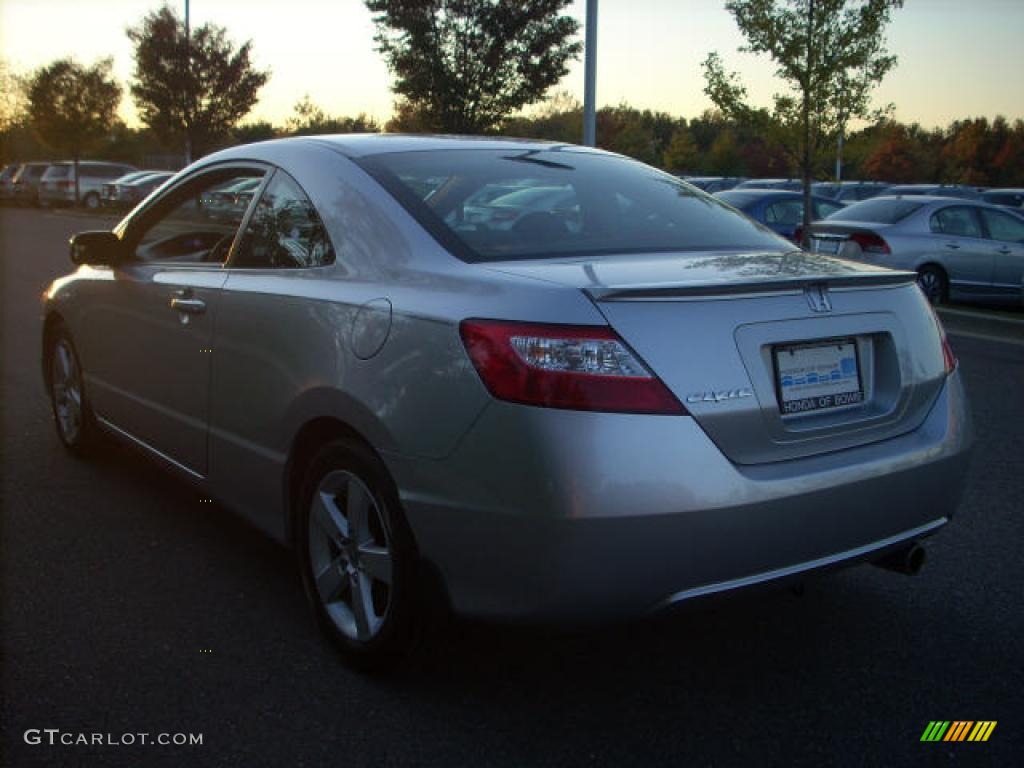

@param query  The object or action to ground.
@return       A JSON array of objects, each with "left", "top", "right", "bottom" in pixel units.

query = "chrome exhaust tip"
[{"left": 873, "top": 542, "right": 926, "bottom": 575}]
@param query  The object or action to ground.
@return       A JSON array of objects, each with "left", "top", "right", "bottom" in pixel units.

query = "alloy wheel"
[
  {"left": 51, "top": 338, "right": 83, "bottom": 444},
  {"left": 307, "top": 469, "right": 394, "bottom": 643},
  {"left": 917, "top": 269, "right": 945, "bottom": 305}
]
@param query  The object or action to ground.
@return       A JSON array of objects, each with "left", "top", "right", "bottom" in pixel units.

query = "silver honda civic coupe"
[{"left": 42, "top": 136, "right": 973, "bottom": 669}]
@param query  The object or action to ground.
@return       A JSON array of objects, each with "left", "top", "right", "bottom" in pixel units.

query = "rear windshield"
[
  {"left": 358, "top": 149, "right": 788, "bottom": 262},
  {"left": 826, "top": 198, "right": 924, "bottom": 224}
]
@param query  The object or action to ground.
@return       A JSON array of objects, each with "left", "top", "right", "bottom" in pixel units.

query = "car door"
[
  {"left": 82, "top": 165, "right": 268, "bottom": 476},
  {"left": 207, "top": 169, "right": 338, "bottom": 532},
  {"left": 978, "top": 207, "right": 1024, "bottom": 303},
  {"left": 927, "top": 205, "right": 995, "bottom": 298}
]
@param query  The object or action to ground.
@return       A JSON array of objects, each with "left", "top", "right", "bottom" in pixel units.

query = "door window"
[
  {"left": 765, "top": 200, "right": 803, "bottom": 226},
  {"left": 929, "top": 207, "right": 983, "bottom": 238},
  {"left": 230, "top": 171, "right": 335, "bottom": 269},
  {"left": 979, "top": 209, "right": 1024, "bottom": 243},
  {"left": 129, "top": 169, "right": 265, "bottom": 265}
]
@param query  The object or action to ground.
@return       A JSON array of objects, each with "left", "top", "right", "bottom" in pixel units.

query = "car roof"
[
  {"left": 717, "top": 189, "right": 830, "bottom": 200},
  {"left": 854, "top": 195, "right": 1020, "bottom": 213}
]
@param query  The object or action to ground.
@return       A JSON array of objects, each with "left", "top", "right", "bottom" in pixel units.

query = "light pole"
[
  {"left": 184, "top": 0, "right": 192, "bottom": 164},
  {"left": 582, "top": 0, "right": 597, "bottom": 147}
]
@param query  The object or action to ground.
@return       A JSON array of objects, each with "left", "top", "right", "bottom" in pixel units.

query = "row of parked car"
[
  {"left": 0, "top": 160, "right": 175, "bottom": 210},
  {"left": 685, "top": 176, "right": 1024, "bottom": 209},
  {"left": 689, "top": 178, "right": 1023, "bottom": 306}
]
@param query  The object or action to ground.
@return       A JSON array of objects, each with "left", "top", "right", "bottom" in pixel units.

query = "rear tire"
[
  {"left": 48, "top": 324, "right": 100, "bottom": 456},
  {"left": 917, "top": 265, "right": 948, "bottom": 305},
  {"left": 82, "top": 192, "right": 100, "bottom": 210},
  {"left": 296, "top": 439, "right": 423, "bottom": 673}
]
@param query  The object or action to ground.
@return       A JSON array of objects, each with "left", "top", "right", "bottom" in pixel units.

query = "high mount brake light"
[{"left": 459, "top": 319, "right": 687, "bottom": 415}]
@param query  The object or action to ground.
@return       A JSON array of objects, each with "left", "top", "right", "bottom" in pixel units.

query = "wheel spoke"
[
  {"left": 312, "top": 491, "right": 348, "bottom": 543},
  {"left": 349, "top": 573, "right": 373, "bottom": 640},
  {"left": 345, "top": 478, "right": 372, "bottom": 544},
  {"left": 358, "top": 544, "right": 392, "bottom": 585},
  {"left": 57, "top": 344, "right": 72, "bottom": 382},
  {"left": 314, "top": 558, "right": 346, "bottom": 602}
]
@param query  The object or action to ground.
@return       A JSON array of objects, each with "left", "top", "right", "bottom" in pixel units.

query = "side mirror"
[{"left": 69, "top": 231, "right": 125, "bottom": 266}]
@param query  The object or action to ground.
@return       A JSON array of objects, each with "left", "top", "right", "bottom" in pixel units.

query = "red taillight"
[
  {"left": 849, "top": 232, "right": 890, "bottom": 255},
  {"left": 793, "top": 225, "right": 805, "bottom": 245},
  {"left": 459, "top": 319, "right": 687, "bottom": 415}
]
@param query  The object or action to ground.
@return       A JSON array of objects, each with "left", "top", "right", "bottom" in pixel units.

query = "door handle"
[
  {"left": 944, "top": 242, "right": 961, "bottom": 250},
  {"left": 170, "top": 296, "right": 206, "bottom": 314}
]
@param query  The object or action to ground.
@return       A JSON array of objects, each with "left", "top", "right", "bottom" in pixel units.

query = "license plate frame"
[{"left": 773, "top": 337, "right": 864, "bottom": 416}]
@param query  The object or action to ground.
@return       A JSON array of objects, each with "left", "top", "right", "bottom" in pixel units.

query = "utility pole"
[
  {"left": 184, "top": 0, "right": 192, "bottom": 165},
  {"left": 582, "top": 0, "right": 597, "bottom": 147},
  {"left": 835, "top": 131, "right": 843, "bottom": 182}
]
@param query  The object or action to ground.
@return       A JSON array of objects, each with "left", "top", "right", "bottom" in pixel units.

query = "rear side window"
[
  {"left": 827, "top": 198, "right": 923, "bottom": 223},
  {"left": 979, "top": 209, "right": 1024, "bottom": 242},
  {"left": 231, "top": 171, "right": 335, "bottom": 269},
  {"left": 44, "top": 164, "right": 70, "bottom": 179},
  {"left": 765, "top": 200, "right": 803, "bottom": 225},
  {"left": 813, "top": 200, "right": 843, "bottom": 219},
  {"left": 359, "top": 149, "right": 788, "bottom": 262},
  {"left": 930, "top": 207, "right": 983, "bottom": 238}
]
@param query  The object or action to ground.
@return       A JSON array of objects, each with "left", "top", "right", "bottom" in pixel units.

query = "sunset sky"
[{"left": 2, "top": 0, "right": 1022, "bottom": 130}]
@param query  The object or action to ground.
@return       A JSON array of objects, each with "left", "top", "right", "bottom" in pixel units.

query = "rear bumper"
[{"left": 387, "top": 369, "right": 972, "bottom": 622}]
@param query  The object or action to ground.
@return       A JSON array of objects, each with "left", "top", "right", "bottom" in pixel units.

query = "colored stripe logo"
[{"left": 920, "top": 721, "right": 997, "bottom": 742}]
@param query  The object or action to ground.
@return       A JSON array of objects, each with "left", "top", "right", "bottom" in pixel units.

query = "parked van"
[{"left": 38, "top": 161, "right": 137, "bottom": 208}]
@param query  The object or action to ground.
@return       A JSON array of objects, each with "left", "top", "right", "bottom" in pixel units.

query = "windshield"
[
  {"left": 359, "top": 149, "right": 789, "bottom": 262},
  {"left": 826, "top": 197, "right": 924, "bottom": 224}
]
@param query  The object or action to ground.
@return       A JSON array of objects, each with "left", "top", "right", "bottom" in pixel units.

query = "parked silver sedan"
[
  {"left": 42, "top": 136, "right": 973, "bottom": 670},
  {"left": 806, "top": 196, "right": 1024, "bottom": 305}
]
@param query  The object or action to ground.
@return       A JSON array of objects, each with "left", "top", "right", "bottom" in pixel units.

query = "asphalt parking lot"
[{"left": 2, "top": 207, "right": 1022, "bottom": 767}]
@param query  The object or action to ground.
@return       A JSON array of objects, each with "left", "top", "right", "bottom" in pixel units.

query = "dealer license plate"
[{"left": 774, "top": 339, "right": 863, "bottom": 415}]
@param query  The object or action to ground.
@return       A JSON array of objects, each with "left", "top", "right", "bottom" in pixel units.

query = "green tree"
[
  {"left": 286, "top": 95, "right": 381, "bottom": 135},
  {"left": 25, "top": 58, "right": 121, "bottom": 202},
  {"left": 703, "top": 0, "right": 903, "bottom": 236},
  {"left": 127, "top": 4, "right": 269, "bottom": 159},
  {"left": 234, "top": 121, "right": 279, "bottom": 145},
  {"left": 366, "top": 0, "right": 582, "bottom": 133}
]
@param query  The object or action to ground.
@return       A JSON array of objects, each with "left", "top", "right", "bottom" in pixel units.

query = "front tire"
[
  {"left": 82, "top": 192, "right": 100, "bottom": 210},
  {"left": 917, "top": 265, "right": 948, "bottom": 305},
  {"left": 48, "top": 325, "right": 100, "bottom": 455},
  {"left": 296, "top": 439, "right": 420, "bottom": 672}
]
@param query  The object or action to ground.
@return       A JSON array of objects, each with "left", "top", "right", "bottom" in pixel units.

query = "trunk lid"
[{"left": 485, "top": 251, "right": 948, "bottom": 465}]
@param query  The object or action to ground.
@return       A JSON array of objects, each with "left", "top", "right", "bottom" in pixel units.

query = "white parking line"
[{"left": 948, "top": 329, "right": 1024, "bottom": 348}]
